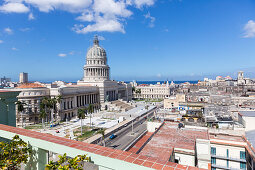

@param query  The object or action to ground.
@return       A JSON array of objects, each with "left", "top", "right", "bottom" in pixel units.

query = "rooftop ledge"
[{"left": 0, "top": 124, "right": 206, "bottom": 170}]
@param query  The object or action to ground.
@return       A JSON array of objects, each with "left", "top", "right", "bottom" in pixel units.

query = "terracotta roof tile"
[
  {"left": 0, "top": 124, "right": 202, "bottom": 170},
  {"left": 16, "top": 83, "right": 45, "bottom": 89}
]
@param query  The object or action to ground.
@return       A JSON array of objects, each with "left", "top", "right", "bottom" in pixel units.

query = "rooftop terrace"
[
  {"left": 0, "top": 124, "right": 205, "bottom": 170},
  {"left": 139, "top": 122, "right": 209, "bottom": 162}
]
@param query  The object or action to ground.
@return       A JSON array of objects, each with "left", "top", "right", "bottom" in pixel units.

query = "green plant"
[
  {"left": 97, "top": 128, "right": 106, "bottom": 146},
  {"left": 46, "top": 153, "right": 91, "bottom": 170},
  {"left": 0, "top": 135, "right": 32, "bottom": 169},
  {"left": 87, "top": 104, "right": 94, "bottom": 128},
  {"left": 16, "top": 101, "right": 26, "bottom": 127},
  {"left": 78, "top": 108, "right": 87, "bottom": 135}
]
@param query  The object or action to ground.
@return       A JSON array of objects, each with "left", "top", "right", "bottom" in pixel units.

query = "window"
[
  {"left": 240, "top": 162, "right": 246, "bottom": 169},
  {"left": 240, "top": 151, "right": 246, "bottom": 160},
  {"left": 211, "top": 168, "right": 216, "bottom": 170},
  {"left": 227, "top": 160, "right": 229, "bottom": 168},
  {"left": 211, "top": 157, "right": 216, "bottom": 164},
  {"left": 211, "top": 147, "right": 216, "bottom": 155},
  {"left": 226, "top": 149, "right": 229, "bottom": 158}
]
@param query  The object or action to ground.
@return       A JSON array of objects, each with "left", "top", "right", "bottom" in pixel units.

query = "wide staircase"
[{"left": 109, "top": 100, "right": 134, "bottom": 112}]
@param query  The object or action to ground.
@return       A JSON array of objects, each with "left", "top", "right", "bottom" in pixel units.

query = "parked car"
[{"left": 109, "top": 134, "right": 117, "bottom": 139}]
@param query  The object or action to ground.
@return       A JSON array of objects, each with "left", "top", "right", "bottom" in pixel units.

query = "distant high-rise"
[
  {"left": 0, "top": 76, "right": 11, "bottom": 87},
  {"left": 19, "top": 72, "right": 28, "bottom": 83}
]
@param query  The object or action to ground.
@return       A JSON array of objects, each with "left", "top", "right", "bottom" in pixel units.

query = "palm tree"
[
  {"left": 55, "top": 95, "right": 62, "bottom": 122},
  {"left": 78, "top": 108, "right": 86, "bottom": 136},
  {"left": 87, "top": 104, "right": 94, "bottom": 128},
  {"left": 40, "top": 106, "right": 47, "bottom": 130},
  {"left": 97, "top": 128, "right": 106, "bottom": 146},
  {"left": 40, "top": 97, "right": 52, "bottom": 128},
  {"left": 41, "top": 97, "right": 49, "bottom": 123},
  {"left": 48, "top": 97, "right": 56, "bottom": 127},
  {"left": 16, "top": 101, "right": 26, "bottom": 128}
]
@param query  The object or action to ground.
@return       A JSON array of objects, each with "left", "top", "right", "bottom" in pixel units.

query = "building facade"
[
  {"left": 133, "top": 81, "right": 172, "bottom": 99},
  {"left": 19, "top": 72, "right": 28, "bottom": 83},
  {"left": 0, "top": 91, "right": 20, "bottom": 127}
]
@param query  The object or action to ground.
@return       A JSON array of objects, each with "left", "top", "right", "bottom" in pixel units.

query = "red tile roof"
[
  {"left": 16, "top": 83, "right": 45, "bottom": 89},
  {"left": 128, "top": 132, "right": 153, "bottom": 153},
  {"left": 139, "top": 122, "right": 208, "bottom": 162},
  {"left": 0, "top": 90, "right": 12, "bottom": 92},
  {"left": 0, "top": 124, "right": 205, "bottom": 170}
]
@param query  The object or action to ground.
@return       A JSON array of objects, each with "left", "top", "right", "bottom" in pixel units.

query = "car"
[
  {"left": 109, "top": 134, "right": 117, "bottom": 139},
  {"left": 56, "top": 130, "right": 60, "bottom": 133}
]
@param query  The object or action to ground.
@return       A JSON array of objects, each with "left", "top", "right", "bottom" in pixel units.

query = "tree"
[
  {"left": 39, "top": 104, "right": 47, "bottom": 130},
  {"left": 48, "top": 98, "right": 57, "bottom": 127},
  {"left": 145, "top": 105, "right": 149, "bottom": 110},
  {"left": 135, "top": 89, "right": 141, "bottom": 99},
  {"left": 41, "top": 97, "right": 50, "bottom": 123},
  {"left": 55, "top": 95, "right": 62, "bottom": 122},
  {"left": 46, "top": 153, "right": 91, "bottom": 170},
  {"left": 87, "top": 104, "right": 94, "bottom": 128},
  {"left": 0, "top": 135, "right": 31, "bottom": 170},
  {"left": 132, "top": 87, "right": 136, "bottom": 93},
  {"left": 40, "top": 97, "right": 51, "bottom": 130},
  {"left": 97, "top": 128, "right": 106, "bottom": 147},
  {"left": 78, "top": 108, "right": 86, "bottom": 136},
  {"left": 16, "top": 101, "right": 26, "bottom": 128}
]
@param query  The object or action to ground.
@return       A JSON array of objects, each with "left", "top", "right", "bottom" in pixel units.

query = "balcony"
[
  {"left": 211, "top": 154, "right": 246, "bottom": 163},
  {"left": 211, "top": 163, "right": 241, "bottom": 170}
]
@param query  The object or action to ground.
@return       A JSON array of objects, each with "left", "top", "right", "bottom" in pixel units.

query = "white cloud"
[
  {"left": 157, "top": 73, "right": 161, "bottom": 78},
  {"left": 134, "top": 0, "right": 155, "bottom": 8},
  {"left": 28, "top": 13, "right": 35, "bottom": 20},
  {"left": 4, "top": 27, "right": 13, "bottom": 34},
  {"left": 72, "top": 16, "right": 125, "bottom": 34},
  {"left": 76, "top": 12, "right": 94, "bottom": 22},
  {"left": 0, "top": 0, "right": 156, "bottom": 34},
  {"left": 23, "top": 0, "right": 92, "bottom": 13},
  {"left": 11, "top": 47, "right": 18, "bottom": 51},
  {"left": 69, "top": 51, "right": 75, "bottom": 55},
  {"left": 98, "top": 35, "right": 105, "bottom": 40},
  {"left": 0, "top": 2, "right": 29, "bottom": 13},
  {"left": 164, "top": 28, "right": 169, "bottom": 32},
  {"left": 243, "top": 20, "right": 255, "bottom": 38},
  {"left": 58, "top": 53, "right": 67, "bottom": 57},
  {"left": 144, "top": 12, "right": 155, "bottom": 28},
  {"left": 0, "top": 40, "right": 3, "bottom": 44},
  {"left": 20, "top": 28, "right": 31, "bottom": 32}
]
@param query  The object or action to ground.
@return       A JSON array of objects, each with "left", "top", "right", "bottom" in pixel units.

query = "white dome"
[
  {"left": 86, "top": 36, "right": 106, "bottom": 59},
  {"left": 82, "top": 35, "right": 110, "bottom": 82},
  {"left": 87, "top": 45, "right": 106, "bottom": 59}
]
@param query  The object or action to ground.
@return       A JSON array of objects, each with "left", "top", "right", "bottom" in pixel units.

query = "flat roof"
[
  {"left": 246, "top": 130, "right": 255, "bottom": 150},
  {"left": 209, "top": 134, "right": 245, "bottom": 143},
  {"left": 139, "top": 122, "right": 208, "bottom": 162},
  {"left": 239, "top": 111, "right": 255, "bottom": 117}
]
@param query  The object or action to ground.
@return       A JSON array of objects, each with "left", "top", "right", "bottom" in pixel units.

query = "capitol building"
[
  {"left": 78, "top": 36, "right": 132, "bottom": 103},
  {"left": 3, "top": 36, "right": 132, "bottom": 127}
]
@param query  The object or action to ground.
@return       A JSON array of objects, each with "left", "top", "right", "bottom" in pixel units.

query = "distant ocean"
[{"left": 124, "top": 81, "right": 198, "bottom": 85}]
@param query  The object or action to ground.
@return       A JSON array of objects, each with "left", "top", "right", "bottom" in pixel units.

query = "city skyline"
[{"left": 1, "top": 0, "right": 255, "bottom": 82}]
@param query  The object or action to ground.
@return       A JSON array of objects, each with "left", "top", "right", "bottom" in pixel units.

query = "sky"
[{"left": 1, "top": 0, "right": 255, "bottom": 82}]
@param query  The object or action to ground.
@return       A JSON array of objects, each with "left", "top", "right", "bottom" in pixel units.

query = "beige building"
[
  {"left": 6, "top": 82, "right": 100, "bottom": 127},
  {"left": 19, "top": 72, "right": 28, "bottom": 83},
  {"left": 164, "top": 94, "right": 186, "bottom": 109},
  {"left": 133, "top": 81, "right": 171, "bottom": 99}
]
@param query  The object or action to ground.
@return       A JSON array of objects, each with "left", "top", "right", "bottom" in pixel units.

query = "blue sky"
[{"left": 1, "top": 0, "right": 255, "bottom": 82}]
